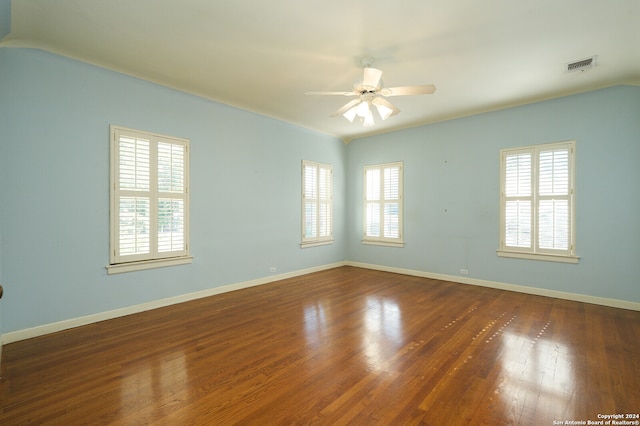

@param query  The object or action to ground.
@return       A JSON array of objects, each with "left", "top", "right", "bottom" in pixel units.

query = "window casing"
[
  {"left": 363, "top": 162, "right": 404, "bottom": 247},
  {"left": 108, "top": 125, "right": 191, "bottom": 273},
  {"left": 498, "top": 141, "right": 578, "bottom": 263},
  {"left": 301, "top": 160, "right": 333, "bottom": 247}
]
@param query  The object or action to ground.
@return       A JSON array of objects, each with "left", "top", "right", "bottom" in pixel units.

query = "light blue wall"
[
  {"left": 0, "top": 0, "right": 8, "bottom": 303},
  {"left": 0, "top": 48, "right": 346, "bottom": 333},
  {"left": 0, "top": 0, "right": 10, "bottom": 40},
  {"left": 347, "top": 85, "right": 640, "bottom": 303},
  {"left": 1, "top": 46, "right": 638, "bottom": 336}
]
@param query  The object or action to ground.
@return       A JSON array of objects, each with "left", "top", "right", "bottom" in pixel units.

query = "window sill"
[
  {"left": 106, "top": 256, "right": 193, "bottom": 275},
  {"left": 496, "top": 250, "right": 579, "bottom": 264},
  {"left": 362, "top": 239, "right": 405, "bottom": 248},
  {"left": 300, "top": 240, "right": 334, "bottom": 249}
]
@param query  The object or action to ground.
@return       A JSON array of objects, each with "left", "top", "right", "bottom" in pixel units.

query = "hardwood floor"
[{"left": 1, "top": 266, "right": 639, "bottom": 425}]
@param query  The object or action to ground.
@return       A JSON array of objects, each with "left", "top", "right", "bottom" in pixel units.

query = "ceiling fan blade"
[
  {"left": 372, "top": 97, "right": 400, "bottom": 117},
  {"left": 380, "top": 84, "right": 436, "bottom": 96},
  {"left": 305, "top": 91, "right": 356, "bottom": 96},
  {"left": 330, "top": 99, "right": 362, "bottom": 117},
  {"left": 362, "top": 67, "right": 383, "bottom": 89}
]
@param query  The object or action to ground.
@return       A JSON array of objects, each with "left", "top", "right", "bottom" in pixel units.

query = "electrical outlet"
[
  {"left": 270, "top": 267, "right": 276, "bottom": 273},
  {"left": 460, "top": 269, "right": 469, "bottom": 275}
]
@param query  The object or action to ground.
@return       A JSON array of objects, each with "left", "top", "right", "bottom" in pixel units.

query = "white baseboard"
[
  {"left": 4, "top": 260, "right": 637, "bottom": 344},
  {"left": 346, "top": 261, "right": 640, "bottom": 312},
  {"left": 2, "top": 261, "right": 346, "bottom": 344}
]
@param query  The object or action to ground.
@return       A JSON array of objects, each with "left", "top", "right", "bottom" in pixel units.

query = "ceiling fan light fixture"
[
  {"left": 356, "top": 101, "right": 371, "bottom": 118},
  {"left": 343, "top": 107, "right": 357, "bottom": 123},
  {"left": 362, "top": 112, "right": 375, "bottom": 127},
  {"left": 374, "top": 103, "right": 393, "bottom": 120}
]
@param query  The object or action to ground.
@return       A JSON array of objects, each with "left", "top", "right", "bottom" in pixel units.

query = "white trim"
[
  {"left": 496, "top": 250, "right": 579, "bottom": 264},
  {"left": 300, "top": 240, "right": 334, "bottom": 249},
  {"left": 363, "top": 161, "right": 404, "bottom": 245},
  {"left": 362, "top": 240, "right": 405, "bottom": 248},
  {"left": 499, "top": 141, "right": 577, "bottom": 258},
  {"left": 110, "top": 125, "right": 190, "bottom": 266},
  {"left": 346, "top": 261, "right": 640, "bottom": 312},
  {"left": 106, "top": 255, "right": 193, "bottom": 274},
  {"left": 2, "top": 261, "right": 346, "bottom": 344},
  {"left": 5, "top": 260, "right": 637, "bottom": 344},
  {"left": 301, "top": 160, "right": 333, "bottom": 245}
]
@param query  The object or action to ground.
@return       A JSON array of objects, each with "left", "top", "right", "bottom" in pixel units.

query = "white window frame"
[
  {"left": 107, "top": 125, "right": 192, "bottom": 274},
  {"left": 498, "top": 141, "right": 579, "bottom": 263},
  {"left": 301, "top": 160, "right": 333, "bottom": 247},
  {"left": 363, "top": 162, "right": 404, "bottom": 247}
]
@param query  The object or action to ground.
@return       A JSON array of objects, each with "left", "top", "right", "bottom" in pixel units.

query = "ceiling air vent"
[{"left": 567, "top": 56, "right": 596, "bottom": 73}]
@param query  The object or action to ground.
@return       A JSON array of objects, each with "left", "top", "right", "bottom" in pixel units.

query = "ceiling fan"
[{"left": 305, "top": 58, "right": 436, "bottom": 127}]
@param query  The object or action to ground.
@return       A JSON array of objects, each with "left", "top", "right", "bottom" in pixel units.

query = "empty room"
[{"left": 1, "top": 0, "right": 639, "bottom": 424}]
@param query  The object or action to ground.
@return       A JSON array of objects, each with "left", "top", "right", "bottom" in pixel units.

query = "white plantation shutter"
[
  {"left": 119, "top": 136, "right": 150, "bottom": 191},
  {"left": 158, "top": 199, "right": 185, "bottom": 253},
  {"left": 500, "top": 141, "right": 575, "bottom": 259},
  {"left": 364, "top": 162, "right": 403, "bottom": 245},
  {"left": 157, "top": 141, "right": 186, "bottom": 254},
  {"left": 119, "top": 197, "right": 150, "bottom": 256},
  {"left": 383, "top": 166, "right": 400, "bottom": 239},
  {"left": 110, "top": 126, "right": 189, "bottom": 266},
  {"left": 365, "top": 168, "right": 381, "bottom": 237},
  {"left": 504, "top": 150, "right": 533, "bottom": 249},
  {"left": 116, "top": 133, "right": 151, "bottom": 261},
  {"left": 304, "top": 163, "right": 318, "bottom": 239},
  {"left": 538, "top": 147, "right": 570, "bottom": 251},
  {"left": 302, "top": 160, "right": 333, "bottom": 245},
  {"left": 318, "top": 166, "right": 332, "bottom": 238}
]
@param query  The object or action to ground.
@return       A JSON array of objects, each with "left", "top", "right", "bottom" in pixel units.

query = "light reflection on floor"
[
  {"left": 302, "top": 296, "right": 578, "bottom": 422},
  {"left": 304, "top": 302, "right": 328, "bottom": 351},
  {"left": 303, "top": 297, "right": 405, "bottom": 372},
  {"left": 362, "top": 297, "right": 403, "bottom": 372},
  {"left": 497, "top": 330, "right": 575, "bottom": 422},
  {"left": 120, "top": 351, "right": 188, "bottom": 420}
]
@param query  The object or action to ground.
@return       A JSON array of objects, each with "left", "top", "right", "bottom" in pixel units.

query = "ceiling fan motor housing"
[{"left": 360, "top": 92, "right": 376, "bottom": 101}]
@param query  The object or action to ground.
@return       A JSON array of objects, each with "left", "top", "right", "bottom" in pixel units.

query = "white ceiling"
[{"left": 2, "top": 0, "right": 639, "bottom": 142}]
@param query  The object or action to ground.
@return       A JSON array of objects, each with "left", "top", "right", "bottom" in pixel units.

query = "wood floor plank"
[{"left": 1, "top": 266, "right": 639, "bottom": 425}]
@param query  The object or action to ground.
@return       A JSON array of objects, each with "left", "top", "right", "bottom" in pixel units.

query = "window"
[
  {"left": 108, "top": 125, "right": 191, "bottom": 274},
  {"left": 498, "top": 141, "right": 578, "bottom": 263},
  {"left": 301, "top": 160, "right": 333, "bottom": 247},
  {"left": 363, "top": 162, "right": 404, "bottom": 247}
]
